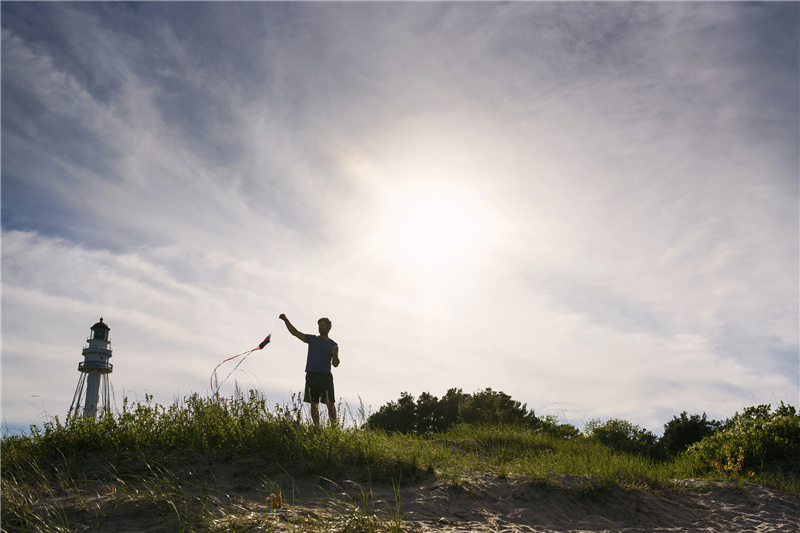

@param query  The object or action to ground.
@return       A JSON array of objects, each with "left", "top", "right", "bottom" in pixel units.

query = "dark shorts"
[{"left": 304, "top": 371, "right": 335, "bottom": 404}]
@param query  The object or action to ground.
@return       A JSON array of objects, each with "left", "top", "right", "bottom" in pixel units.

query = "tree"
[
  {"left": 585, "top": 418, "right": 657, "bottom": 455},
  {"left": 367, "top": 392, "right": 417, "bottom": 433},
  {"left": 458, "top": 388, "right": 539, "bottom": 428},
  {"left": 437, "top": 388, "right": 467, "bottom": 430},
  {"left": 656, "top": 411, "right": 720, "bottom": 458},
  {"left": 367, "top": 387, "right": 540, "bottom": 434},
  {"left": 415, "top": 392, "right": 441, "bottom": 434},
  {"left": 539, "top": 414, "right": 581, "bottom": 439}
]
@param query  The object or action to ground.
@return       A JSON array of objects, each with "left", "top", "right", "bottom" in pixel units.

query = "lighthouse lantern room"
[{"left": 69, "top": 318, "right": 114, "bottom": 418}]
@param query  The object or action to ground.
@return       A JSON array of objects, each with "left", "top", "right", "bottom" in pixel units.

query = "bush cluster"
[
  {"left": 584, "top": 418, "right": 657, "bottom": 456},
  {"left": 582, "top": 411, "right": 724, "bottom": 459},
  {"left": 367, "top": 388, "right": 541, "bottom": 434},
  {"left": 656, "top": 412, "right": 721, "bottom": 457},
  {"left": 368, "top": 390, "right": 800, "bottom": 474},
  {"left": 687, "top": 402, "right": 800, "bottom": 475}
]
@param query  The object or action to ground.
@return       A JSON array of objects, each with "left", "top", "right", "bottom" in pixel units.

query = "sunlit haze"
[{"left": 2, "top": 2, "right": 798, "bottom": 435}]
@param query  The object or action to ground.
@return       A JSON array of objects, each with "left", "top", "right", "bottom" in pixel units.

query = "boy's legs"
[
  {"left": 309, "top": 402, "right": 334, "bottom": 427},
  {"left": 305, "top": 372, "right": 335, "bottom": 427},
  {"left": 310, "top": 402, "right": 320, "bottom": 427},
  {"left": 325, "top": 400, "right": 337, "bottom": 426}
]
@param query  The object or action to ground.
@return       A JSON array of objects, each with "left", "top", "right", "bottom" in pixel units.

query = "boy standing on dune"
[{"left": 279, "top": 314, "right": 340, "bottom": 428}]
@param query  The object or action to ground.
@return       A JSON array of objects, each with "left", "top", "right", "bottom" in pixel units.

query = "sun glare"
[
  {"left": 374, "top": 182, "right": 490, "bottom": 279},
  {"left": 396, "top": 193, "right": 474, "bottom": 267}
]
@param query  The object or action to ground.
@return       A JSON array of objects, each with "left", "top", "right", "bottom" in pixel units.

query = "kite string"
[
  {"left": 211, "top": 318, "right": 282, "bottom": 397},
  {"left": 211, "top": 348, "right": 254, "bottom": 394},
  {"left": 211, "top": 348, "right": 258, "bottom": 395}
]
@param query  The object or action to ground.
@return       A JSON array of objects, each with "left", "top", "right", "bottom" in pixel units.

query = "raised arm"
[{"left": 279, "top": 314, "right": 306, "bottom": 342}]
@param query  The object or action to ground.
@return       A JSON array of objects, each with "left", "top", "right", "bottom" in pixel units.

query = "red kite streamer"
[{"left": 211, "top": 333, "right": 272, "bottom": 396}]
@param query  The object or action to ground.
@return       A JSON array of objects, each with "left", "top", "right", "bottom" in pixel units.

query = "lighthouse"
[{"left": 69, "top": 318, "right": 114, "bottom": 418}]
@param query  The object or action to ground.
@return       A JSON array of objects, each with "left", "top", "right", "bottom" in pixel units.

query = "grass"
[{"left": 2, "top": 390, "right": 797, "bottom": 532}]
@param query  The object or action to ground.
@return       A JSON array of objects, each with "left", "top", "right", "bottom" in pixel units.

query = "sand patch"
[
  {"left": 174, "top": 456, "right": 800, "bottom": 532},
  {"left": 4, "top": 454, "right": 799, "bottom": 532}
]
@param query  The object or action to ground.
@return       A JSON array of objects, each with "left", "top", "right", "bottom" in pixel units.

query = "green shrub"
[
  {"left": 367, "top": 388, "right": 539, "bottom": 434},
  {"left": 458, "top": 388, "right": 539, "bottom": 428},
  {"left": 686, "top": 402, "right": 800, "bottom": 475},
  {"left": 539, "top": 415, "right": 581, "bottom": 439},
  {"left": 655, "top": 411, "right": 721, "bottom": 458},
  {"left": 367, "top": 391, "right": 418, "bottom": 433},
  {"left": 584, "top": 418, "right": 657, "bottom": 456}
]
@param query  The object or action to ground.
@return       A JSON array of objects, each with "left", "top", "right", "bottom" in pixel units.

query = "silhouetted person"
[{"left": 279, "top": 314, "right": 340, "bottom": 427}]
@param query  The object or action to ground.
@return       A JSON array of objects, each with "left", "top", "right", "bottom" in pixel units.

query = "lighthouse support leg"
[
  {"left": 99, "top": 373, "right": 112, "bottom": 417},
  {"left": 69, "top": 372, "right": 88, "bottom": 418}
]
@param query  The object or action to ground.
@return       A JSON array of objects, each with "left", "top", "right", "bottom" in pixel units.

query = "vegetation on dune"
[
  {"left": 583, "top": 418, "right": 658, "bottom": 456},
  {"left": 2, "top": 390, "right": 423, "bottom": 483},
  {"left": 2, "top": 388, "right": 798, "bottom": 532},
  {"left": 656, "top": 411, "right": 722, "bottom": 458},
  {"left": 687, "top": 402, "right": 800, "bottom": 477},
  {"left": 367, "top": 388, "right": 574, "bottom": 437},
  {"left": 368, "top": 390, "right": 799, "bottom": 476}
]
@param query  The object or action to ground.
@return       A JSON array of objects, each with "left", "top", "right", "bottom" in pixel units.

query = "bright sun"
[
  {"left": 396, "top": 194, "right": 474, "bottom": 268},
  {"left": 375, "top": 182, "right": 488, "bottom": 277}
]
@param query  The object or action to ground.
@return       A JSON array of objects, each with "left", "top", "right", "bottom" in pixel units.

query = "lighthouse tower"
[{"left": 69, "top": 318, "right": 114, "bottom": 418}]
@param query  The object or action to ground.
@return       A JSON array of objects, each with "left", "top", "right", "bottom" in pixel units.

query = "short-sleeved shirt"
[{"left": 304, "top": 334, "right": 338, "bottom": 373}]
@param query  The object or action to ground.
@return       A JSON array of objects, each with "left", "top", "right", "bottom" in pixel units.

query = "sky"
[{"left": 2, "top": 2, "right": 798, "bottom": 436}]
